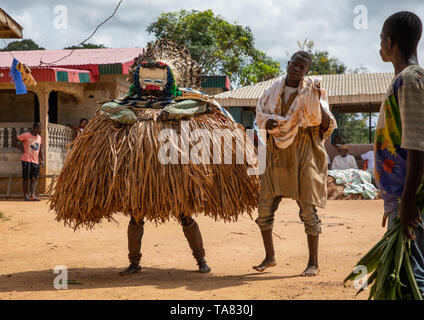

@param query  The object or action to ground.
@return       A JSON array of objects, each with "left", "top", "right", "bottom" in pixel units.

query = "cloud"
[{"left": 2, "top": 0, "right": 424, "bottom": 73}]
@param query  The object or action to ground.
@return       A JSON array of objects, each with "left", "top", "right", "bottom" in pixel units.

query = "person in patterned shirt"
[{"left": 377, "top": 11, "right": 424, "bottom": 295}]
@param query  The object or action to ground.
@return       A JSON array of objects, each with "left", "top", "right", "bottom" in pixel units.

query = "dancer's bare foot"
[
  {"left": 253, "top": 258, "right": 276, "bottom": 272},
  {"left": 301, "top": 265, "right": 320, "bottom": 277}
]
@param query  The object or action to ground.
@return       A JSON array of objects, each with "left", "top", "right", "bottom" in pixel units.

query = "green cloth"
[
  {"left": 328, "top": 169, "right": 379, "bottom": 200},
  {"left": 100, "top": 101, "right": 137, "bottom": 125},
  {"left": 162, "top": 99, "right": 207, "bottom": 120},
  {"left": 100, "top": 99, "right": 208, "bottom": 125}
]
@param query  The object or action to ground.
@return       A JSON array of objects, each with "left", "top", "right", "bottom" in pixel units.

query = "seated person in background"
[
  {"left": 67, "top": 118, "right": 89, "bottom": 139},
  {"left": 355, "top": 150, "right": 375, "bottom": 174},
  {"left": 331, "top": 144, "right": 358, "bottom": 170}
]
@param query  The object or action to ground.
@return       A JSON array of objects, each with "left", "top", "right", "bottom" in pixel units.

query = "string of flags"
[{"left": 9, "top": 58, "right": 37, "bottom": 95}]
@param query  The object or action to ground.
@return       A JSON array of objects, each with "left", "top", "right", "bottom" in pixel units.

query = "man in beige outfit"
[{"left": 254, "top": 51, "right": 336, "bottom": 276}]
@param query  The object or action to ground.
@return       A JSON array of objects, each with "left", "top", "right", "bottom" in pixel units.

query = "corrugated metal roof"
[
  {"left": 0, "top": 48, "right": 143, "bottom": 68},
  {"left": 0, "top": 48, "right": 144, "bottom": 83},
  {"left": 215, "top": 73, "right": 395, "bottom": 107}
]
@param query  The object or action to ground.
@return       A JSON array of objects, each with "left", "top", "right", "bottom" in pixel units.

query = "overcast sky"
[{"left": 2, "top": 0, "right": 424, "bottom": 73}]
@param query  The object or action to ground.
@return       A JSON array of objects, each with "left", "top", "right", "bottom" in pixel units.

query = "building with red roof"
[{"left": 0, "top": 48, "right": 143, "bottom": 196}]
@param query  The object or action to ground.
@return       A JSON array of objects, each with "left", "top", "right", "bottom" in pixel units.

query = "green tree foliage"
[
  {"left": 348, "top": 64, "right": 369, "bottom": 74},
  {"left": 240, "top": 50, "right": 281, "bottom": 86},
  {"left": 64, "top": 43, "right": 107, "bottom": 50},
  {"left": 0, "top": 39, "right": 45, "bottom": 51},
  {"left": 336, "top": 113, "right": 377, "bottom": 144},
  {"left": 295, "top": 39, "right": 347, "bottom": 75},
  {"left": 147, "top": 9, "right": 281, "bottom": 86}
]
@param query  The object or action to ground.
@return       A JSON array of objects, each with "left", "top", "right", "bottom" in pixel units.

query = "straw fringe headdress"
[{"left": 129, "top": 39, "right": 203, "bottom": 89}]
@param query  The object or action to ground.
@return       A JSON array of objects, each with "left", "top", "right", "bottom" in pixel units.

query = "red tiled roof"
[
  {"left": 0, "top": 48, "right": 145, "bottom": 83},
  {"left": 0, "top": 48, "right": 144, "bottom": 68}
]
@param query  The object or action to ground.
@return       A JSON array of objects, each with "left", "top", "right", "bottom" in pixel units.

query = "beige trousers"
[{"left": 256, "top": 196, "right": 322, "bottom": 235}]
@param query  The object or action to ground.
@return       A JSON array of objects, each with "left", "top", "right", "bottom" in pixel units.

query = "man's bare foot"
[
  {"left": 301, "top": 265, "right": 320, "bottom": 277},
  {"left": 253, "top": 258, "right": 276, "bottom": 272},
  {"left": 119, "top": 264, "right": 141, "bottom": 276}
]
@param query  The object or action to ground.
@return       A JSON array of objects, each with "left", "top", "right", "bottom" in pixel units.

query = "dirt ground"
[{"left": 0, "top": 199, "right": 386, "bottom": 300}]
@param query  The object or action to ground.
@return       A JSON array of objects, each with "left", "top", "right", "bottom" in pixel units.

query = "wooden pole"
[
  {"left": 34, "top": 88, "right": 50, "bottom": 176},
  {"left": 369, "top": 112, "right": 372, "bottom": 144}
]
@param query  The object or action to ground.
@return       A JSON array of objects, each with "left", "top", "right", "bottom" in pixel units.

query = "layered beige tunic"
[{"left": 256, "top": 75, "right": 337, "bottom": 208}]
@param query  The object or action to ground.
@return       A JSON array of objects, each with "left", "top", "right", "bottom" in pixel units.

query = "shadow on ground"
[{"left": 0, "top": 267, "right": 301, "bottom": 293}]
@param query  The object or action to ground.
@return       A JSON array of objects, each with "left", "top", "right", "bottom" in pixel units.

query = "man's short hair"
[
  {"left": 79, "top": 118, "right": 89, "bottom": 124},
  {"left": 383, "top": 11, "right": 422, "bottom": 59},
  {"left": 290, "top": 51, "right": 313, "bottom": 65},
  {"left": 33, "top": 122, "right": 41, "bottom": 129},
  {"left": 339, "top": 144, "right": 349, "bottom": 151}
]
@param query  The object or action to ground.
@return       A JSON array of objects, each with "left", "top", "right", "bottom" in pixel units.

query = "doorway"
[{"left": 48, "top": 91, "right": 58, "bottom": 124}]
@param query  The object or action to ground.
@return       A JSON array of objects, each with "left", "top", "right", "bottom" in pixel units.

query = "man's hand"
[
  {"left": 314, "top": 79, "right": 330, "bottom": 133},
  {"left": 399, "top": 193, "right": 421, "bottom": 240},
  {"left": 313, "top": 79, "right": 322, "bottom": 100},
  {"left": 382, "top": 211, "right": 389, "bottom": 228},
  {"left": 399, "top": 149, "right": 424, "bottom": 240},
  {"left": 265, "top": 119, "right": 278, "bottom": 131},
  {"left": 320, "top": 105, "right": 330, "bottom": 132},
  {"left": 39, "top": 145, "right": 45, "bottom": 169}
]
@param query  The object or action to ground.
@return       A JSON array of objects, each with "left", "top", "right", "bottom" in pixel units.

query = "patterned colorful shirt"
[{"left": 375, "top": 65, "right": 424, "bottom": 212}]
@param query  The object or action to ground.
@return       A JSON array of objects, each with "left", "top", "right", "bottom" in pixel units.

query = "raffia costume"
[{"left": 49, "top": 40, "right": 259, "bottom": 271}]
